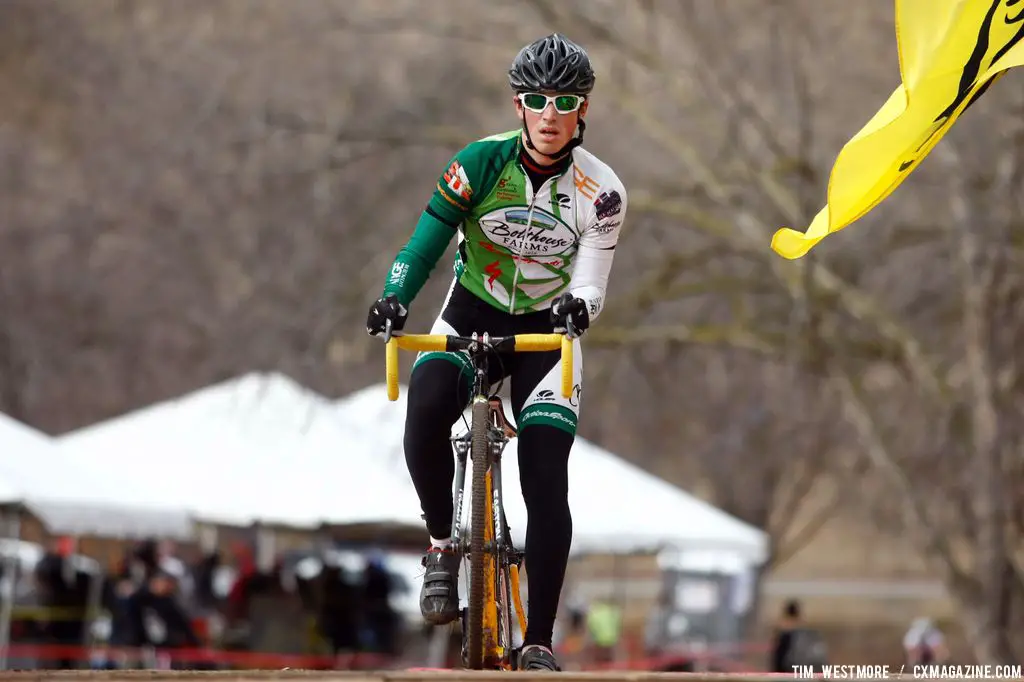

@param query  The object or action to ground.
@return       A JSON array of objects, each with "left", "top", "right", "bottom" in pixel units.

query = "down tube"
[{"left": 491, "top": 453, "right": 506, "bottom": 549}]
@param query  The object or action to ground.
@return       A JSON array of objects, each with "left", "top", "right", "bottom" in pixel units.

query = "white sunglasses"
[{"left": 517, "top": 92, "right": 586, "bottom": 114}]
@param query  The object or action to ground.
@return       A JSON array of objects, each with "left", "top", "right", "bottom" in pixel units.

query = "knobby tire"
[{"left": 466, "top": 398, "right": 490, "bottom": 670}]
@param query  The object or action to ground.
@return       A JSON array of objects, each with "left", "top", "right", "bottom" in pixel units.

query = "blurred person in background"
[
  {"left": 553, "top": 602, "right": 588, "bottom": 670},
  {"left": 770, "top": 599, "right": 827, "bottom": 673},
  {"left": 124, "top": 570, "right": 204, "bottom": 668},
  {"left": 156, "top": 539, "right": 194, "bottom": 604},
  {"left": 92, "top": 570, "right": 138, "bottom": 670},
  {"left": 133, "top": 539, "right": 160, "bottom": 580},
  {"left": 585, "top": 600, "right": 621, "bottom": 665},
  {"left": 360, "top": 553, "right": 398, "bottom": 657},
  {"left": 192, "top": 549, "right": 223, "bottom": 612},
  {"left": 223, "top": 542, "right": 258, "bottom": 624},
  {"left": 33, "top": 537, "right": 89, "bottom": 669},
  {"left": 316, "top": 563, "right": 361, "bottom": 656},
  {"left": 365, "top": 32, "right": 628, "bottom": 672},
  {"left": 903, "top": 617, "right": 949, "bottom": 666}
]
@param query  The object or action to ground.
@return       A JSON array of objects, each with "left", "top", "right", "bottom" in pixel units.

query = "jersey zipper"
[
  {"left": 508, "top": 164, "right": 570, "bottom": 314},
  {"left": 507, "top": 190, "right": 537, "bottom": 314}
]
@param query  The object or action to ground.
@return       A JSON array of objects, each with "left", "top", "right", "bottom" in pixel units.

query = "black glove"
[
  {"left": 366, "top": 293, "right": 408, "bottom": 337},
  {"left": 550, "top": 292, "right": 590, "bottom": 338}
]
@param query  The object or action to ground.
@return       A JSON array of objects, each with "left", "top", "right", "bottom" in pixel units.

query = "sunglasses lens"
[
  {"left": 523, "top": 93, "right": 547, "bottom": 111},
  {"left": 554, "top": 95, "right": 580, "bottom": 112}
]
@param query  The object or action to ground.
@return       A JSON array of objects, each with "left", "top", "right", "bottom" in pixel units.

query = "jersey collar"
[{"left": 515, "top": 133, "right": 574, "bottom": 179}]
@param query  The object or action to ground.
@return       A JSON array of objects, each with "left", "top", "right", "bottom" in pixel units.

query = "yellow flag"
[{"left": 771, "top": 0, "right": 1024, "bottom": 260}]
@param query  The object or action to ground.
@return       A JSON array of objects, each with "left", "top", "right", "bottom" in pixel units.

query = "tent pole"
[
  {"left": 613, "top": 552, "right": 627, "bottom": 664},
  {"left": 0, "top": 510, "right": 23, "bottom": 670}
]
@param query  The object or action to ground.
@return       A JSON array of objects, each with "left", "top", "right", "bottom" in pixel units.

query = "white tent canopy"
[
  {"left": 0, "top": 413, "right": 192, "bottom": 539},
  {"left": 52, "top": 373, "right": 769, "bottom": 564},
  {"left": 0, "top": 476, "right": 18, "bottom": 504},
  {"left": 335, "top": 383, "right": 769, "bottom": 566},
  {"left": 56, "top": 373, "right": 425, "bottom": 530}
]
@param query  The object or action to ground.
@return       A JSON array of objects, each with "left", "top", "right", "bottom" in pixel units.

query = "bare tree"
[{"left": 0, "top": 0, "right": 505, "bottom": 428}]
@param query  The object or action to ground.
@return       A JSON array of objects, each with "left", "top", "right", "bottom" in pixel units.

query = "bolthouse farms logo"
[{"left": 477, "top": 207, "right": 576, "bottom": 256}]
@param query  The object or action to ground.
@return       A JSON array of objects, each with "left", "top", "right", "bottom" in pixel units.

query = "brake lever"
[{"left": 561, "top": 300, "right": 581, "bottom": 339}]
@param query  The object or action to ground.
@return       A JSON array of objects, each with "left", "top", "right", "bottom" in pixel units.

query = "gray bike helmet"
[{"left": 508, "top": 33, "right": 596, "bottom": 95}]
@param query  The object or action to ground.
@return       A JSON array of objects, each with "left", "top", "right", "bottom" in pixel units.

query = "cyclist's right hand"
[{"left": 366, "top": 293, "right": 408, "bottom": 337}]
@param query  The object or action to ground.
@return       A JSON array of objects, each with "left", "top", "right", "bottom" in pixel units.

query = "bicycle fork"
[
  {"left": 451, "top": 436, "right": 469, "bottom": 555},
  {"left": 489, "top": 438, "right": 513, "bottom": 662},
  {"left": 489, "top": 437, "right": 529, "bottom": 666}
]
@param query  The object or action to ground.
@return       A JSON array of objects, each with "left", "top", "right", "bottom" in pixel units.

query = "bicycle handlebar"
[{"left": 383, "top": 324, "right": 573, "bottom": 402}]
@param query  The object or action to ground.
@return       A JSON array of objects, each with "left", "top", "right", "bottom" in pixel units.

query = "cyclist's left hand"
[{"left": 551, "top": 292, "right": 590, "bottom": 338}]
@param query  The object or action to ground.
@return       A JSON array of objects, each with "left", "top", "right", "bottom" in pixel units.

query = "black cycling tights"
[{"left": 404, "top": 352, "right": 573, "bottom": 649}]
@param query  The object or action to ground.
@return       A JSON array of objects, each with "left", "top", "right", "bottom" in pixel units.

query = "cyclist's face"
[{"left": 514, "top": 91, "right": 588, "bottom": 157}]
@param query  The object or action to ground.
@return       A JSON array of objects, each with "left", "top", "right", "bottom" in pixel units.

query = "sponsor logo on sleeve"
[
  {"left": 594, "top": 190, "right": 622, "bottom": 220},
  {"left": 443, "top": 161, "right": 473, "bottom": 201}
]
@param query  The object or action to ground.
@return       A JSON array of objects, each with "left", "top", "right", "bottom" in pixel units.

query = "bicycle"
[{"left": 382, "top": 319, "right": 573, "bottom": 670}]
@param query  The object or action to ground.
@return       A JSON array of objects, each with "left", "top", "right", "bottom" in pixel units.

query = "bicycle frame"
[{"left": 383, "top": 325, "right": 570, "bottom": 669}]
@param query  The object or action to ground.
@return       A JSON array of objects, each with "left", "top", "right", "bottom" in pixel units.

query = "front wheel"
[{"left": 465, "top": 398, "right": 490, "bottom": 669}]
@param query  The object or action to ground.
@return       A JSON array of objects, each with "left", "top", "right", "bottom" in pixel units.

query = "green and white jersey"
[{"left": 382, "top": 129, "right": 627, "bottom": 320}]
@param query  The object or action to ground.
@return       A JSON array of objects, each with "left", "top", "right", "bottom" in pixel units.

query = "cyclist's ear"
[
  {"left": 513, "top": 95, "right": 523, "bottom": 115},
  {"left": 579, "top": 99, "right": 589, "bottom": 119}
]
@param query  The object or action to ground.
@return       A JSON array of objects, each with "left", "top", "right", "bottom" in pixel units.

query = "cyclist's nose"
[{"left": 541, "top": 103, "right": 558, "bottom": 121}]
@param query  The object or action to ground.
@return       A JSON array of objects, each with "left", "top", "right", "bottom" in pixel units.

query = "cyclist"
[{"left": 366, "top": 33, "right": 627, "bottom": 671}]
